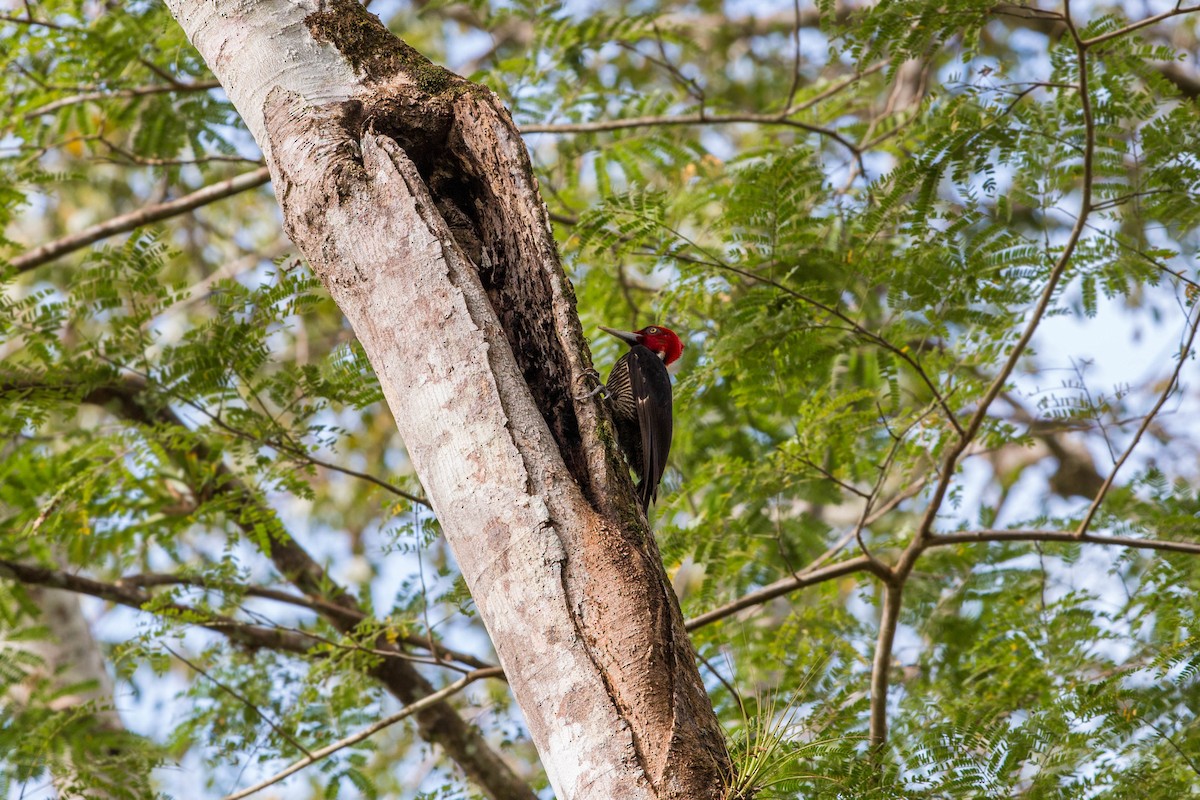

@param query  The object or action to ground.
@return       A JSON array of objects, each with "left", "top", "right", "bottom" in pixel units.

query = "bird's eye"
[{"left": 646, "top": 326, "right": 658, "bottom": 334}]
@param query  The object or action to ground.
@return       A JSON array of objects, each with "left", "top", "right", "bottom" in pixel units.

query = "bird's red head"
[{"left": 599, "top": 324, "right": 685, "bottom": 366}]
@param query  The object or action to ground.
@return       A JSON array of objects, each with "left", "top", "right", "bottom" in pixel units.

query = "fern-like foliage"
[{"left": 3, "top": 0, "right": 1200, "bottom": 798}]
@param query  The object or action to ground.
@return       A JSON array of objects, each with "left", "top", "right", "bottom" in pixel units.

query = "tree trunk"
[
  {"left": 4, "top": 587, "right": 142, "bottom": 798},
  {"left": 162, "top": 1, "right": 731, "bottom": 798}
]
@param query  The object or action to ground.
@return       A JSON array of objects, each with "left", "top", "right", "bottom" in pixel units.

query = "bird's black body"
[{"left": 606, "top": 344, "right": 674, "bottom": 512}]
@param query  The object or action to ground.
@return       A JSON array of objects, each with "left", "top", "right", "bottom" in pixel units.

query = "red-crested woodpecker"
[{"left": 597, "top": 324, "right": 684, "bottom": 512}]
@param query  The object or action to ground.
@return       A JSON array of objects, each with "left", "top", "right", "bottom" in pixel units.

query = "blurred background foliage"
[{"left": 2, "top": 0, "right": 1200, "bottom": 797}]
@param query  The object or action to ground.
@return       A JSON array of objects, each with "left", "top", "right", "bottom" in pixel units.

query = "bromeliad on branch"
[{"left": 596, "top": 324, "right": 684, "bottom": 513}]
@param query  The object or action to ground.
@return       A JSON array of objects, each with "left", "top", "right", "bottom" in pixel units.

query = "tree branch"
[
  {"left": 8, "top": 167, "right": 271, "bottom": 273},
  {"left": 4, "top": 558, "right": 502, "bottom": 680},
  {"left": 220, "top": 667, "right": 504, "bottom": 800},
  {"left": 868, "top": 581, "right": 903, "bottom": 751},
  {"left": 0, "top": 558, "right": 317, "bottom": 654},
  {"left": 932, "top": 529, "right": 1200, "bottom": 556},
  {"left": 908, "top": 0, "right": 1097, "bottom": 538},
  {"left": 684, "top": 555, "right": 876, "bottom": 631},
  {"left": 19, "top": 80, "right": 223, "bottom": 121},
  {"left": 163, "top": 643, "right": 314, "bottom": 758},
  {"left": 34, "top": 373, "right": 535, "bottom": 800},
  {"left": 686, "top": 527, "right": 1200, "bottom": 635},
  {"left": 1081, "top": 4, "right": 1200, "bottom": 47},
  {"left": 907, "top": 68, "right": 1094, "bottom": 546},
  {"left": 117, "top": 572, "right": 496, "bottom": 669}
]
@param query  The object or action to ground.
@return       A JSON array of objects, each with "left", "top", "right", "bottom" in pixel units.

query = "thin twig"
[
  {"left": 851, "top": 404, "right": 939, "bottom": 580},
  {"left": 69, "top": 363, "right": 430, "bottom": 508},
  {"left": 96, "top": 135, "right": 262, "bottom": 167},
  {"left": 796, "top": 62, "right": 889, "bottom": 113},
  {"left": 1089, "top": 189, "right": 1172, "bottom": 212},
  {"left": 263, "top": 620, "right": 495, "bottom": 674},
  {"left": 1081, "top": 4, "right": 1200, "bottom": 47},
  {"left": 697, "top": 650, "right": 745, "bottom": 713},
  {"left": 163, "top": 643, "right": 314, "bottom": 758},
  {"left": 803, "top": 473, "right": 932, "bottom": 573},
  {"left": 990, "top": 4, "right": 1064, "bottom": 22},
  {"left": 864, "top": 477, "right": 929, "bottom": 527},
  {"left": 1078, "top": 220, "right": 1200, "bottom": 290},
  {"left": 220, "top": 667, "right": 504, "bottom": 800},
  {"left": 140, "top": 246, "right": 293, "bottom": 330},
  {"left": 264, "top": 436, "right": 430, "bottom": 507},
  {"left": 0, "top": 12, "right": 75, "bottom": 31},
  {"left": 1075, "top": 304, "right": 1200, "bottom": 536},
  {"left": 792, "top": 454, "right": 871, "bottom": 499},
  {"left": 662, "top": 247, "right": 964, "bottom": 437},
  {"left": 1067, "top": 356, "right": 1117, "bottom": 462},
  {"left": 1147, "top": 721, "right": 1200, "bottom": 778},
  {"left": 522, "top": 111, "right": 861, "bottom": 156},
  {"left": 626, "top": 32, "right": 704, "bottom": 105},
  {"left": 932, "top": 529, "right": 1200, "bottom": 556}
]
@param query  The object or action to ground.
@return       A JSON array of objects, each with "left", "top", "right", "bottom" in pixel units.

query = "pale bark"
[
  {"left": 17, "top": 590, "right": 121, "bottom": 732},
  {"left": 4, "top": 587, "right": 135, "bottom": 798},
  {"left": 161, "top": 1, "right": 730, "bottom": 798}
]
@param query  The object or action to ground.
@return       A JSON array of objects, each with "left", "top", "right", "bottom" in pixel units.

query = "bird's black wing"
[{"left": 627, "top": 345, "right": 673, "bottom": 511}]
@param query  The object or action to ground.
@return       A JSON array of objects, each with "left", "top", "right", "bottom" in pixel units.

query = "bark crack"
[
  {"left": 357, "top": 113, "right": 721, "bottom": 800},
  {"left": 309, "top": 0, "right": 639, "bottom": 525},
  {"left": 246, "top": 4, "right": 733, "bottom": 793},
  {"left": 556, "top": 550, "right": 656, "bottom": 791},
  {"left": 367, "top": 126, "right": 666, "bottom": 797},
  {"left": 388, "top": 123, "right": 659, "bottom": 787}
]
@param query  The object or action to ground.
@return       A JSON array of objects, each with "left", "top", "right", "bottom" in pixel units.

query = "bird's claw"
[{"left": 574, "top": 368, "right": 607, "bottom": 402}]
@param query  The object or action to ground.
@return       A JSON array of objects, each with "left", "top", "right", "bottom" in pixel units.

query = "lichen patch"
[{"left": 305, "top": 0, "right": 466, "bottom": 97}]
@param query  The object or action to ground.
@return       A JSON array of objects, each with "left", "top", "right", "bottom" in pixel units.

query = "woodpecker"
[{"left": 597, "top": 324, "right": 684, "bottom": 512}]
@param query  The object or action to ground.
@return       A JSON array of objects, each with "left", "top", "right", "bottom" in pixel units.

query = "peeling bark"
[{"left": 163, "top": 2, "right": 731, "bottom": 797}]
